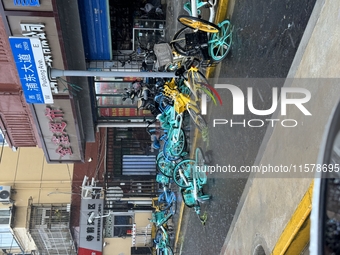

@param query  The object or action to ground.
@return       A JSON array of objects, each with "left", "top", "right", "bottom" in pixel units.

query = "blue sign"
[
  {"left": 9, "top": 37, "right": 53, "bottom": 104},
  {"left": 13, "top": 0, "right": 40, "bottom": 6}
]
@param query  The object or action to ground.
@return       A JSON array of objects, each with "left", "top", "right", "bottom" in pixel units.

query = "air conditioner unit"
[{"left": 0, "top": 186, "right": 11, "bottom": 202}]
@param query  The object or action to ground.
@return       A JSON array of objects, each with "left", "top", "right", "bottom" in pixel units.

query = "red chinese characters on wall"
[{"left": 45, "top": 107, "right": 73, "bottom": 157}]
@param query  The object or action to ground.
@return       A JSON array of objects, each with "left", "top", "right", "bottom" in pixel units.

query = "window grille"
[{"left": 29, "top": 204, "right": 76, "bottom": 255}]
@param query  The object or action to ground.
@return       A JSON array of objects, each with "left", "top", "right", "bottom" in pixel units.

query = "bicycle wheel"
[
  {"left": 170, "top": 198, "right": 177, "bottom": 214},
  {"left": 156, "top": 155, "right": 174, "bottom": 177},
  {"left": 164, "top": 245, "right": 174, "bottom": 255},
  {"left": 209, "top": 19, "right": 233, "bottom": 62},
  {"left": 173, "top": 159, "right": 195, "bottom": 188},
  {"left": 187, "top": 106, "right": 207, "bottom": 131},
  {"left": 195, "top": 147, "right": 205, "bottom": 169},
  {"left": 187, "top": 69, "right": 214, "bottom": 103},
  {"left": 163, "top": 141, "right": 180, "bottom": 161},
  {"left": 166, "top": 128, "right": 186, "bottom": 157},
  {"left": 195, "top": 147, "right": 208, "bottom": 181},
  {"left": 159, "top": 191, "right": 177, "bottom": 214},
  {"left": 178, "top": 15, "right": 220, "bottom": 33}
]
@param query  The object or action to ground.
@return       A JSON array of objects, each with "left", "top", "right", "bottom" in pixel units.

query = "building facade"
[
  {"left": 0, "top": 146, "right": 75, "bottom": 254},
  {"left": 0, "top": 1, "right": 164, "bottom": 254}
]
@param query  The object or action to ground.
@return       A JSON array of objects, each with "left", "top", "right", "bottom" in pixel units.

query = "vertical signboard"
[
  {"left": 79, "top": 199, "right": 104, "bottom": 255},
  {"left": 9, "top": 37, "right": 53, "bottom": 104}
]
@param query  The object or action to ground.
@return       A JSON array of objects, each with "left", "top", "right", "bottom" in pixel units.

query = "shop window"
[
  {"left": 114, "top": 215, "right": 133, "bottom": 237},
  {"left": 104, "top": 213, "right": 134, "bottom": 238},
  {"left": 0, "top": 210, "right": 10, "bottom": 225},
  {"left": 94, "top": 78, "right": 152, "bottom": 120}
]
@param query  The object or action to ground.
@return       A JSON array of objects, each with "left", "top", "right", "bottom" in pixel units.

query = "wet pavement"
[{"left": 165, "top": 0, "right": 318, "bottom": 254}]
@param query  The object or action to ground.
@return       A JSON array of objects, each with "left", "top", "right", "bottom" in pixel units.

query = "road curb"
[{"left": 271, "top": 181, "right": 314, "bottom": 255}]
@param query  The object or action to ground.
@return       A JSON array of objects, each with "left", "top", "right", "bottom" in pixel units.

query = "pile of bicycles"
[
  {"left": 122, "top": 1, "right": 231, "bottom": 253},
  {"left": 139, "top": 61, "right": 218, "bottom": 254},
  {"left": 139, "top": 59, "right": 219, "bottom": 221}
]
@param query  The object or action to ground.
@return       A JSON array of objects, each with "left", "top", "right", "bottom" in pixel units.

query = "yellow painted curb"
[
  {"left": 174, "top": 198, "right": 185, "bottom": 252},
  {"left": 215, "top": 0, "right": 230, "bottom": 23},
  {"left": 271, "top": 181, "right": 314, "bottom": 255}
]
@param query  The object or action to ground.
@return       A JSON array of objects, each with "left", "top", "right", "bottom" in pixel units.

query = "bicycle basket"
[{"left": 153, "top": 43, "right": 173, "bottom": 68}]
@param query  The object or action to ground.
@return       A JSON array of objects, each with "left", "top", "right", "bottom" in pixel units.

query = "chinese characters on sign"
[
  {"left": 86, "top": 203, "right": 102, "bottom": 242},
  {"left": 45, "top": 107, "right": 72, "bottom": 157},
  {"left": 79, "top": 198, "right": 104, "bottom": 255},
  {"left": 20, "top": 23, "right": 59, "bottom": 93},
  {"left": 14, "top": 0, "right": 40, "bottom": 6},
  {"left": 9, "top": 37, "right": 53, "bottom": 104},
  {"left": 100, "top": 107, "right": 151, "bottom": 117}
]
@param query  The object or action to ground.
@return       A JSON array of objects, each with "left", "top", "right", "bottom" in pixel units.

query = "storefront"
[{"left": 1, "top": 0, "right": 95, "bottom": 162}]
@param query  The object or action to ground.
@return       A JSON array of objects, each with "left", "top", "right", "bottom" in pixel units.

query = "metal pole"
[{"left": 50, "top": 68, "right": 176, "bottom": 79}]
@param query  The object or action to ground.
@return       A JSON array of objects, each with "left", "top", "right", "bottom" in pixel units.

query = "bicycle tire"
[
  {"left": 173, "top": 159, "right": 195, "bottom": 188},
  {"left": 164, "top": 128, "right": 186, "bottom": 158},
  {"left": 195, "top": 147, "right": 208, "bottom": 181},
  {"left": 195, "top": 147, "right": 205, "bottom": 169},
  {"left": 199, "top": 86, "right": 216, "bottom": 104},
  {"left": 178, "top": 15, "right": 220, "bottom": 33},
  {"left": 158, "top": 192, "right": 177, "bottom": 214},
  {"left": 187, "top": 69, "right": 214, "bottom": 103},
  {"left": 156, "top": 155, "right": 174, "bottom": 177},
  {"left": 164, "top": 245, "right": 174, "bottom": 255},
  {"left": 187, "top": 106, "right": 207, "bottom": 131},
  {"left": 171, "top": 198, "right": 177, "bottom": 214},
  {"left": 163, "top": 140, "right": 181, "bottom": 161},
  {"left": 209, "top": 19, "right": 233, "bottom": 62}
]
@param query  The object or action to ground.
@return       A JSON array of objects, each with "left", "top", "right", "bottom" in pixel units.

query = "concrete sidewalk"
[{"left": 220, "top": 0, "right": 340, "bottom": 254}]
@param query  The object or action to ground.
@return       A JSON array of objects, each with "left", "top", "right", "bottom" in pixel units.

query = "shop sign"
[
  {"left": 20, "top": 23, "right": 59, "bottom": 93},
  {"left": 45, "top": 107, "right": 72, "bottom": 157},
  {"left": 14, "top": 0, "right": 40, "bottom": 6},
  {"left": 79, "top": 199, "right": 104, "bottom": 255},
  {"left": 9, "top": 37, "right": 53, "bottom": 104},
  {"left": 100, "top": 108, "right": 151, "bottom": 117}
]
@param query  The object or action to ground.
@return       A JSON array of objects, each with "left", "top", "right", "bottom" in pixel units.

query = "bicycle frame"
[
  {"left": 158, "top": 187, "right": 177, "bottom": 214},
  {"left": 184, "top": 0, "right": 216, "bottom": 23},
  {"left": 173, "top": 148, "right": 210, "bottom": 222},
  {"left": 150, "top": 210, "right": 173, "bottom": 227},
  {"left": 154, "top": 225, "right": 173, "bottom": 255}
]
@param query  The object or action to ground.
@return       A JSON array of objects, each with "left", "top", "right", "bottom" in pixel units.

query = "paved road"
[{"left": 178, "top": 0, "right": 317, "bottom": 254}]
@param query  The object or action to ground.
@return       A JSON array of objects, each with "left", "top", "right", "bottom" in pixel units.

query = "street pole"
[{"left": 50, "top": 68, "right": 177, "bottom": 79}]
